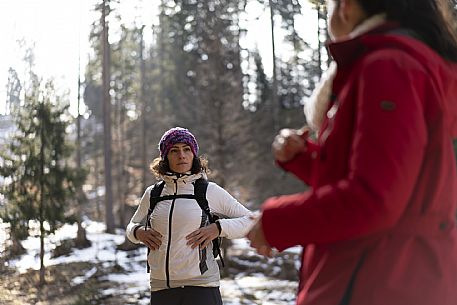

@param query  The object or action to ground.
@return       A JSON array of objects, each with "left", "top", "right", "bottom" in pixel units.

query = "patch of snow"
[
  {"left": 72, "top": 266, "right": 97, "bottom": 286},
  {"left": 221, "top": 275, "right": 296, "bottom": 305}
]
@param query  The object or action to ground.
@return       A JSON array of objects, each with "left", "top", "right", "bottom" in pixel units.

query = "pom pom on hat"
[{"left": 159, "top": 127, "right": 199, "bottom": 159}]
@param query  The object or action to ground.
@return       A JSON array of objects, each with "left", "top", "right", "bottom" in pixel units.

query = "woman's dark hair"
[
  {"left": 357, "top": 0, "right": 457, "bottom": 62},
  {"left": 149, "top": 156, "right": 210, "bottom": 178}
]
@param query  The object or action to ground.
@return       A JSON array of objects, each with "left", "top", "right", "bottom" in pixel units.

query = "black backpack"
[{"left": 144, "top": 178, "right": 224, "bottom": 272}]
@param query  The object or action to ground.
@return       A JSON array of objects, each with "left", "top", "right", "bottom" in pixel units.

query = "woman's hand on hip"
[
  {"left": 136, "top": 228, "right": 162, "bottom": 251},
  {"left": 186, "top": 224, "right": 219, "bottom": 249}
]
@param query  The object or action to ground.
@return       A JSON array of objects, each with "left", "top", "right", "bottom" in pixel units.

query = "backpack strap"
[
  {"left": 194, "top": 178, "right": 211, "bottom": 220},
  {"left": 149, "top": 182, "right": 196, "bottom": 212},
  {"left": 145, "top": 180, "right": 165, "bottom": 273},
  {"left": 194, "top": 178, "right": 224, "bottom": 267},
  {"left": 148, "top": 180, "right": 166, "bottom": 215}
]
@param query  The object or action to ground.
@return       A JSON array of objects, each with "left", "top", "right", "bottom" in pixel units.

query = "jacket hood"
[
  {"left": 369, "top": 35, "right": 457, "bottom": 139},
  {"left": 442, "top": 65, "right": 457, "bottom": 138},
  {"left": 435, "top": 59, "right": 457, "bottom": 138},
  {"left": 329, "top": 25, "right": 457, "bottom": 138}
]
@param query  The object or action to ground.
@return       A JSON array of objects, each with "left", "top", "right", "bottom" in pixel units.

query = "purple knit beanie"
[{"left": 159, "top": 127, "right": 199, "bottom": 159}]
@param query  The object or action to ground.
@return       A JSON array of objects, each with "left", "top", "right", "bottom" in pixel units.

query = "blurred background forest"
[
  {"left": 0, "top": 0, "right": 457, "bottom": 298},
  {"left": 0, "top": 0, "right": 331, "bottom": 256}
]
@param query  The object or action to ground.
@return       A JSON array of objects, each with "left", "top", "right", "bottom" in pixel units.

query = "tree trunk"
[
  {"left": 39, "top": 103, "right": 46, "bottom": 286},
  {"left": 75, "top": 54, "right": 90, "bottom": 248},
  {"left": 102, "top": 0, "right": 115, "bottom": 233},
  {"left": 95, "top": 154, "right": 102, "bottom": 220},
  {"left": 140, "top": 25, "right": 148, "bottom": 192},
  {"left": 317, "top": 2, "right": 323, "bottom": 78},
  {"left": 269, "top": 0, "right": 279, "bottom": 132},
  {"left": 39, "top": 220, "right": 45, "bottom": 286}
]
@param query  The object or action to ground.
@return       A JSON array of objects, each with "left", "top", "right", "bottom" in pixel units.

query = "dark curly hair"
[
  {"left": 355, "top": 0, "right": 457, "bottom": 62},
  {"left": 149, "top": 155, "right": 210, "bottom": 178}
]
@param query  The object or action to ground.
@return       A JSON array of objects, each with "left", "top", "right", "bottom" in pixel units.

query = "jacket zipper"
[{"left": 165, "top": 178, "right": 178, "bottom": 288}]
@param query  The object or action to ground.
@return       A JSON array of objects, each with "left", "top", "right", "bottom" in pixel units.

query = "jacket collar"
[
  {"left": 161, "top": 172, "right": 205, "bottom": 185},
  {"left": 304, "top": 15, "right": 391, "bottom": 132},
  {"left": 327, "top": 21, "right": 400, "bottom": 68}
]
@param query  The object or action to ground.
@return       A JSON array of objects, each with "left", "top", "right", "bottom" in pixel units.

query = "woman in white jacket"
[{"left": 126, "top": 127, "right": 255, "bottom": 305}]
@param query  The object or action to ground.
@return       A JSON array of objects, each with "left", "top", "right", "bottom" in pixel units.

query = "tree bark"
[
  {"left": 269, "top": 0, "right": 279, "bottom": 132},
  {"left": 140, "top": 25, "right": 148, "bottom": 192},
  {"left": 102, "top": 0, "right": 115, "bottom": 233},
  {"left": 39, "top": 103, "right": 46, "bottom": 286},
  {"left": 75, "top": 54, "right": 90, "bottom": 248}
]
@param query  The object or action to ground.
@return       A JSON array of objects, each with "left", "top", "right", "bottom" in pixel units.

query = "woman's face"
[
  {"left": 167, "top": 143, "right": 194, "bottom": 174},
  {"left": 327, "top": 0, "right": 366, "bottom": 40},
  {"left": 327, "top": 0, "right": 341, "bottom": 40}
]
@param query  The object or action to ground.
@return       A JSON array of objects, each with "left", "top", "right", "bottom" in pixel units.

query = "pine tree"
[
  {"left": 5, "top": 68, "right": 22, "bottom": 115},
  {"left": 0, "top": 79, "right": 85, "bottom": 286}
]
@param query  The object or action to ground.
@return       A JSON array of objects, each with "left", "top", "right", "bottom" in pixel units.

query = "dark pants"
[{"left": 150, "top": 286, "right": 223, "bottom": 305}]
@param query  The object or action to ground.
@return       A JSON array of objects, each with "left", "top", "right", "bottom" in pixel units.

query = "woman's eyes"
[{"left": 170, "top": 147, "right": 191, "bottom": 153}]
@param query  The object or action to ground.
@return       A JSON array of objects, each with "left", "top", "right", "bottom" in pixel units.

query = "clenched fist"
[{"left": 272, "top": 127, "right": 310, "bottom": 162}]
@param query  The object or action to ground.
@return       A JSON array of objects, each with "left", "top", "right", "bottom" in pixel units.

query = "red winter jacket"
[{"left": 261, "top": 24, "right": 457, "bottom": 305}]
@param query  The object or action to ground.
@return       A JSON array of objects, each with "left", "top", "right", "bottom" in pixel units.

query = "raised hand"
[
  {"left": 246, "top": 215, "right": 274, "bottom": 257},
  {"left": 272, "top": 127, "right": 310, "bottom": 162}
]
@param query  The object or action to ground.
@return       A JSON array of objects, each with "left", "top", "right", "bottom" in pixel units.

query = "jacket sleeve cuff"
[
  {"left": 215, "top": 220, "right": 222, "bottom": 236},
  {"left": 276, "top": 139, "right": 319, "bottom": 185},
  {"left": 133, "top": 225, "right": 143, "bottom": 240}
]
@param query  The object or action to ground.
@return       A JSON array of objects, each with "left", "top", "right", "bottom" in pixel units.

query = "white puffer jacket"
[{"left": 126, "top": 172, "right": 255, "bottom": 291}]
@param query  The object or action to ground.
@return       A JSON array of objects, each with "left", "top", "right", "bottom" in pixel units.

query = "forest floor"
[{"left": 0, "top": 221, "right": 300, "bottom": 305}]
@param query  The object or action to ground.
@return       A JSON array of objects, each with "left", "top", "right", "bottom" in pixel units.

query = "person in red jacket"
[{"left": 247, "top": 0, "right": 457, "bottom": 305}]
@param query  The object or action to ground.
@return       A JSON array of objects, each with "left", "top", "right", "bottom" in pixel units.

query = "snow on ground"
[
  {"left": 8, "top": 220, "right": 126, "bottom": 273},
  {"left": 5, "top": 220, "right": 300, "bottom": 304}
]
